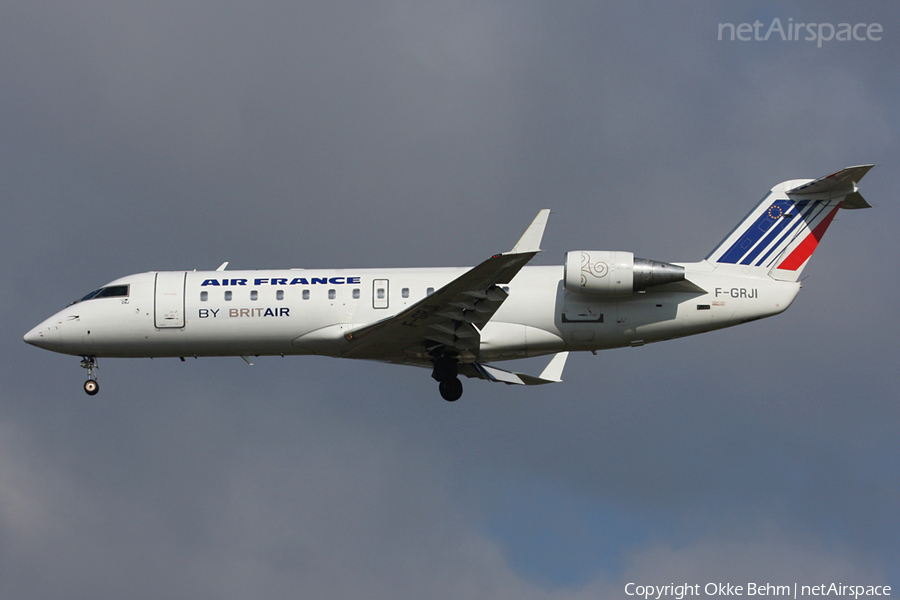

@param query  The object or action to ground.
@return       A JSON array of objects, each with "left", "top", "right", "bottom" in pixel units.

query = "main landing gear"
[
  {"left": 438, "top": 378, "right": 463, "bottom": 402},
  {"left": 80, "top": 356, "right": 99, "bottom": 396},
  {"left": 432, "top": 356, "right": 463, "bottom": 402}
]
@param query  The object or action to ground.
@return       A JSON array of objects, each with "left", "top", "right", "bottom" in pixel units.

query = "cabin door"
[{"left": 154, "top": 272, "right": 186, "bottom": 328}]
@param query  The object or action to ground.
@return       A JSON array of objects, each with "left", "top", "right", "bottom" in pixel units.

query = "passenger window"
[
  {"left": 302, "top": 290, "right": 310, "bottom": 300},
  {"left": 225, "top": 291, "right": 232, "bottom": 301},
  {"left": 426, "top": 287, "right": 434, "bottom": 296},
  {"left": 251, "top": 290, "right": 258, "bottom": 301},
  {"left": 200, "top": 291, "right": 208, "bottom": 302},
  {"left": 276, "top": 290, "right": 284, "bottom": 301},
  {"left": 328, "top": 289, "right": 336, "bottom": 300},
  {"left": 402, "top": 288, "right": 409, "bottom": 298},
  {"left": 376, "top": 288, "right": 385, "bottom": 299},
  {"left": 352, "top": 288, "right": 360, "bottom": 299}
]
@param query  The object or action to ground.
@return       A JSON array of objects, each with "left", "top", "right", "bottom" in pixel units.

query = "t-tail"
[{"left": 705, "top": 165, "right": 875, "bottom": 282}]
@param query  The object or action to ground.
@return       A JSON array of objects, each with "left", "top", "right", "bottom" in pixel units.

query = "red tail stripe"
[{"left": 777, "top": 203, "right": 842, "bottom": 271}]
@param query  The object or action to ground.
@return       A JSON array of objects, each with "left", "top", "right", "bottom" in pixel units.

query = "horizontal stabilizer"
[
  {"left": 464, "top": 352, "right": 569, "bottom": 386},
  {"left": 787, "top": 164, "right": 875, "bottom": 197},
  {"left": 840, "top": 191, "right": 872, "bottom": 210}
]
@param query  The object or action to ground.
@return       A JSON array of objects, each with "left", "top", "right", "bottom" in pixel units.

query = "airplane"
[{"left": 24, "top": 165, "right": 875, "bottom": 401}]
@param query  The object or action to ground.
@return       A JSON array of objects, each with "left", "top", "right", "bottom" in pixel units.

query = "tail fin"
[{"left": 706, "top": 165, "right": 874, "bottom": 282}]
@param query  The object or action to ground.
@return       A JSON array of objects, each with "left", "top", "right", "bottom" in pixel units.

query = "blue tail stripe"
[
  {"left": 758, "top": 200, "right": 828, "bottom": 268},
  {"left": 754, "top": 200, "right": 816, "bottom": 267},
  {"left": 717, "top": 200, "right": 791, "bottom": 264},
  {"left": 739, "top": 200, "right": 796, "bottom": 265},
  {"left": 746, "top": 200, "right": 814, "bottom": 267}
]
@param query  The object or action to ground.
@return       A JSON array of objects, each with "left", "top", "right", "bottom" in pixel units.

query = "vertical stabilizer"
[{"left": 706, "top": 165, "right": 874, "bottom": 282}]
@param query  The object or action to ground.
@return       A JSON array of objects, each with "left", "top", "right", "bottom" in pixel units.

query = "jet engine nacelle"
[{"left": 563, "top": 251, "right": 685, "bottom": 297}]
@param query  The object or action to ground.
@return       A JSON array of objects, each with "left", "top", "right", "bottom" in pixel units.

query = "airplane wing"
[{"left": 342, "top": 210, "right": 550, "bottom": 364}]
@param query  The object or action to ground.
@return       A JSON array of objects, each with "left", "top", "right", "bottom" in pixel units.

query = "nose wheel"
[{"left": 80, "top": 356, "right": 99, "bottom": 396}]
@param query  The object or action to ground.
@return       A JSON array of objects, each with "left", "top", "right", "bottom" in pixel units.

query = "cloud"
[{"left": 2, "top": 409, "right": 888, "bottom": 599}]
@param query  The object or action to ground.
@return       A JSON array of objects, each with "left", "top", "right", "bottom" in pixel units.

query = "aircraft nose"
[
  {"left": 24, "top": 320, "right": 59, "bottom": 349},
  {"left": 24, "top": 325, "right": 42, "bottom": 346}
]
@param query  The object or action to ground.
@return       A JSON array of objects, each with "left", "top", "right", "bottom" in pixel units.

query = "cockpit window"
[
  {"left": 76, "top": 289, "right": 103, "bottom": 303},
  {"left": 95, "top": 285, "right": 129, "bottom": 298},
  {"left": 71, "top": 285, "right": 130, "bottom": 305}
]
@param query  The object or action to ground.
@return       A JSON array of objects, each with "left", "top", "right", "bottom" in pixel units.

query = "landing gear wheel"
[
  {"left": 439, "top": 378, "right": 463, "bottom": 402},
  {"left": 80, "top": 356, "right": 99, "bottom": 396},
  {"left": 431, "top": 357, "right": 459, "bottom": 382}
]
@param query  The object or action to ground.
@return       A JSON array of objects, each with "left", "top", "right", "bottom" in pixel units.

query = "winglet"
[
  {"left": 537, "top": 351, "right": 569, "bottom": 383},
  {"left": 507, "top": 209, "right": 550, "bottom": 255},
  {"left": 472, "top": 351, "right": 569, "bottom": 386}
]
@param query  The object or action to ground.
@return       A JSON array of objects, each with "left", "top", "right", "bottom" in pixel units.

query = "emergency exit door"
[
  {"left": 154, "top": 272, "right": 186, "bottom": 328},
  {"left": 373, "top": 279, "right": 389, "bottom": 309}
]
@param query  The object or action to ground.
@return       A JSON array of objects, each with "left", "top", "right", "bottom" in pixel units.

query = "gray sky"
[{"left": 2, "top": 1, "right": 898, "bottom": 598}]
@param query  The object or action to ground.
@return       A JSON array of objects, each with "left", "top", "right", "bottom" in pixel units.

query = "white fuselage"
[
  {"left": 22, "top": 166, "right": 874, "bottom": 399},
  {"left": 24, "top": 262, "right": 800, "bottom": 365}
]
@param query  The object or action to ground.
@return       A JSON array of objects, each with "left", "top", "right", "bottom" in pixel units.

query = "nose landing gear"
[{"left": 80, "top": 356, "right": 99, "bottom": 395}]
